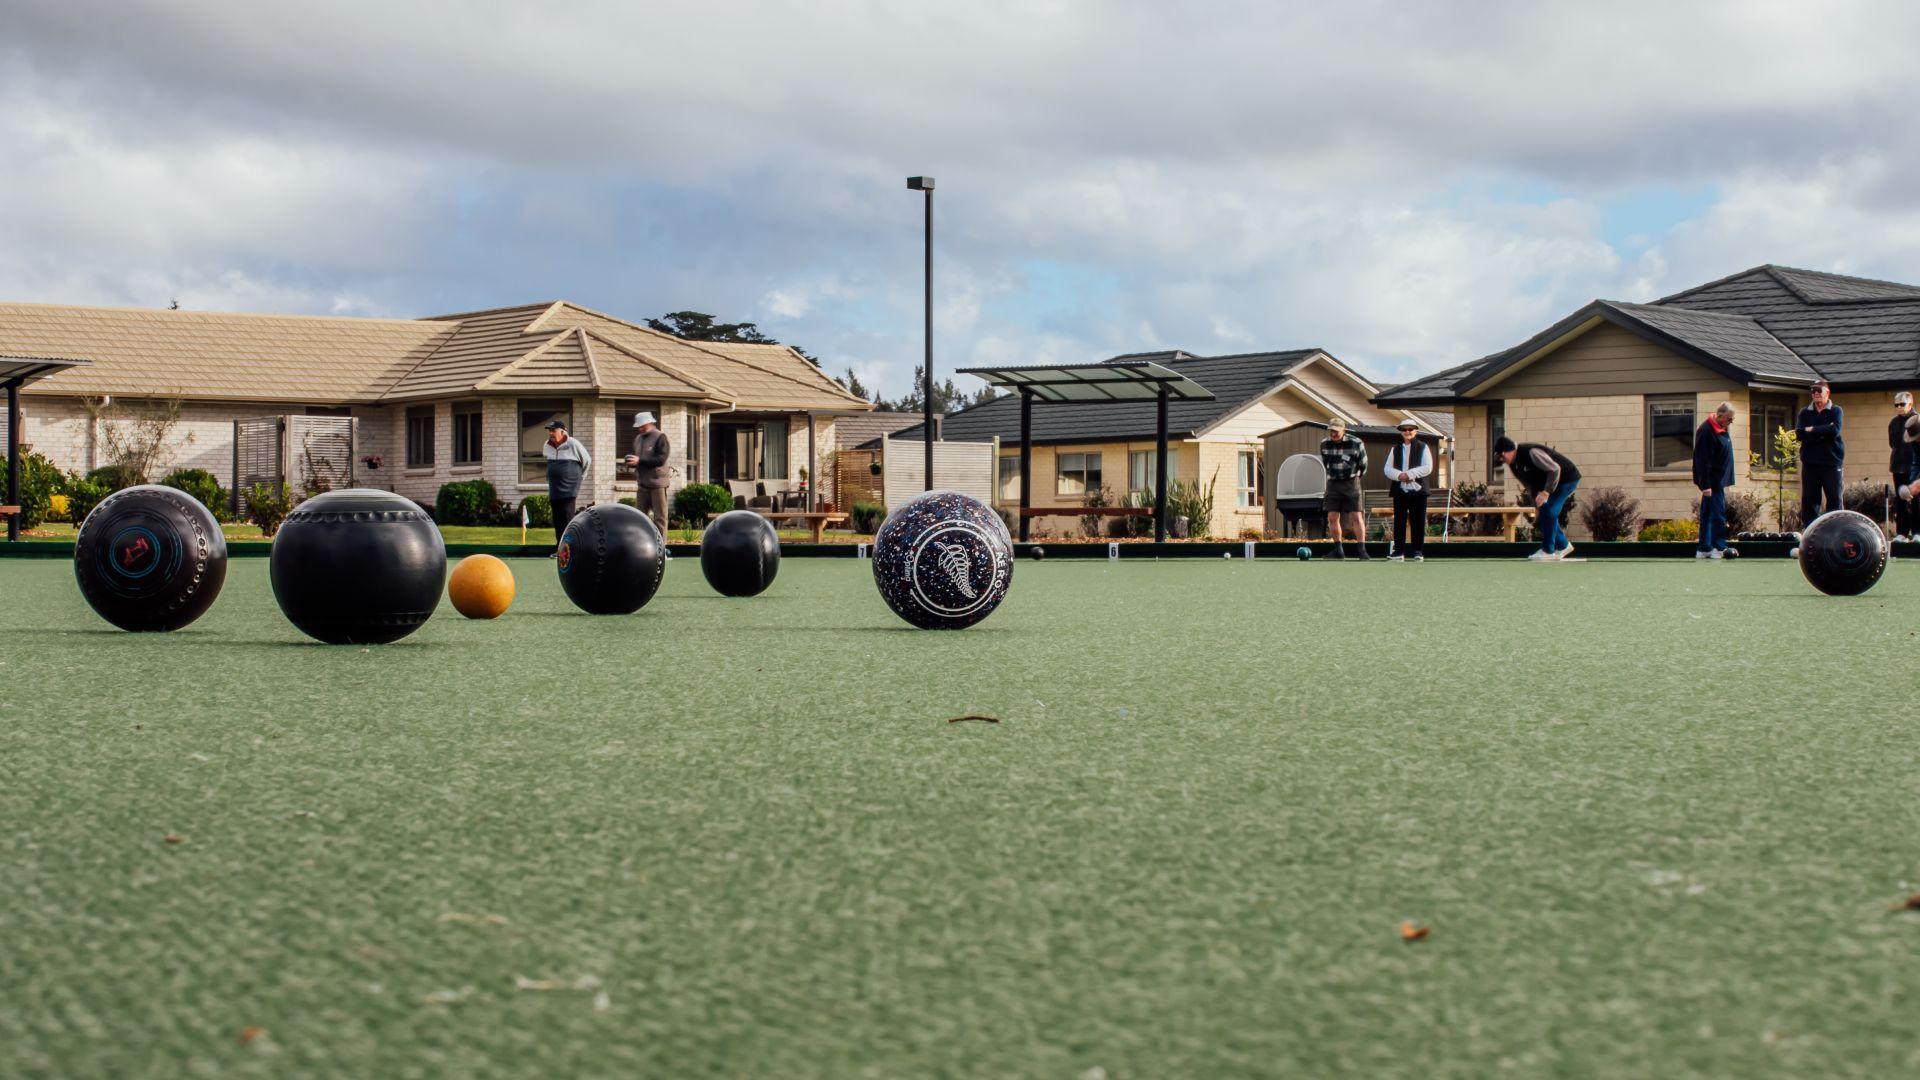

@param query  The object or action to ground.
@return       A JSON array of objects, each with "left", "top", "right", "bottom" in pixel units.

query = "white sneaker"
[
  {"left": 1386, "top": 553, "right": 1405, "bottom": 562},
  {"left": 1527, "top": 550, "right": 1553, "bottom": 561},
  {"left": 1557, "top": 543, "right": 1575, "bottom": 560},
  {"left": 1411, "top": 553, "right": 1424, "bottom": 562},
  {"left": 1695, "top": 550, "right": 1710, "bottom": 559},
  {"left": 1708, "top": 549, "right": 1724, "bottom": 560}
]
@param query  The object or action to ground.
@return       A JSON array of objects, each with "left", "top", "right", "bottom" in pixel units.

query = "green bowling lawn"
[{"left": 4, "top": 555, "right": 1918, "bottom": 1077}]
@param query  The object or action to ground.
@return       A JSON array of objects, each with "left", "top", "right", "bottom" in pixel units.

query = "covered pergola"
[
  {"left": 955, "top": 361, "right": 1215, "bottom": 543},
  {"left": 4, "top": 354, "right": 89, "bottom": 541}
]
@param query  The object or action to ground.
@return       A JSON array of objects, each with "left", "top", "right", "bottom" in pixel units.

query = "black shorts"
[{"left": 1323, "top": 477, "right": 1363, "bottom": 514}]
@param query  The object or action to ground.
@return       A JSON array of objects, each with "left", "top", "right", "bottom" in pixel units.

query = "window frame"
[
  {"left": 1645, "top": 394, "right": 1696, "bottom": 472},
  {"left": 518, "top": 398, "right": 573, "bottom": 484},
  {"left": 405, "top": 404, "right": 435, "bottom": 469},
  {"left": 1235, "top": 449, "right": 1263, "bottom": 508},
  {"left": 998, "top": 455, "right": 1022, "bottom": 503},
  {"left": 1127, "top": 449, "right": 1175, "bottom": 500},
  {"left": 1056, "top": 451, "right": 1102, "bottom": 497},
  {"left": 1748, "top": 391, "right": 1800, "bottom": 471},
  {"left": 1487, "top": 402, "right": 1506, "bottom": 481},
  {"left": 450, "top": 400, "right": 482, "bottom": 465}
]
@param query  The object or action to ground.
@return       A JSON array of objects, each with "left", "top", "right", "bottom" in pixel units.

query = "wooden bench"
[
  {"left": 712, "top": 510, "right": 851, "bottom": 543},
  {"left": 0, "top": 505, "right": 18, "bottom": 518},
  {"left": 1018, "top": 506, "right": 1151, "bottom": 518},
  {"left": 1371, "top": 504, "right": 1537, "bottom": 542}
]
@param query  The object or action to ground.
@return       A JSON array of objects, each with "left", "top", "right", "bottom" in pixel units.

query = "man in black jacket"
[
  {"left": 1692, "top": 401, "right": 1735, "bottom": 559},
  {"left": 1798, "top": 380, "right": 1844, "bottom": 526},
  {"left": 1493, "top": 436, "right": 1581, "bottom": 560},
  {"left": 623, "top": 411, "right": 671, "bottom": 535},
  {"left": 1891, "top": 393, "right": 1915, "bottom": 541}
]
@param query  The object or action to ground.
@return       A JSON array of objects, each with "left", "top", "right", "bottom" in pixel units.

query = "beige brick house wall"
[
  {"left": 6, "top": 395, "right": 319, "bottom": 488},
  {"left": 989, "top": 439, "right": 1194, "bottom": 537}
]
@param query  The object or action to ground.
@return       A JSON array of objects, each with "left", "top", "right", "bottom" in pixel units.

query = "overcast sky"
[{"left": 4, "top": 0, "right": 1919, "bottom": 398}]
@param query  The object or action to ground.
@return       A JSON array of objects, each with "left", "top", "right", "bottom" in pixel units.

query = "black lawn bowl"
[
  {"left": 1029, "top": 546, "right": 1045, "bottom": 561},
  {"left": 1797, "top": 510, "right": 1887, "bottom": 596},
  {"left": 871, "top": 490, "right": 1013, "bottom": 630},
  {"left": 558, "top": 503, "right": 665, "bottom": 614},
  {"left": 74, "top": 484, "right": 228, "bottom": 632},
  {"left": 270, "top": 488, "right": 446, "bottom": 644},
  {"left": 700, "top": 509, "right": 779, "bottom": 597}
]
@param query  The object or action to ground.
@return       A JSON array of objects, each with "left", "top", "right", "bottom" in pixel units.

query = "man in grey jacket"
[
  {"left": 623, "top": 411, "right": 670, "bottom": 534},
  {"left": 542, "top": 419, "right": 592, "bottom": 548}
]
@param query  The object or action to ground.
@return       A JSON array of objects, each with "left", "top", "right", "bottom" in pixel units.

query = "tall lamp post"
[{"left": 907, "top": 176, "right": 935, "bottom": 490}]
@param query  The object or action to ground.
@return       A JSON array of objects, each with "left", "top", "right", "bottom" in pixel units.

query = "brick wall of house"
[{"left": 5, "top": 395, "right": 320, "bottom": 489}]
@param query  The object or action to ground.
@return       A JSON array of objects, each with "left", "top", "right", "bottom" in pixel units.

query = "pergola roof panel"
[{"left": 957, "top": 361, "right": 1216, "bottom": 403}]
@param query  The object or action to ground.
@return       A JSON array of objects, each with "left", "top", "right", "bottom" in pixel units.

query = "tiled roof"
[
  {"left": 3, "top": 299, "right": 869, "bottom": 411},
  {"left": 834, "top": 410, "right": 927, "bottom": 449},
  {"left": 894, "top": 349, "right": 1323, "bottom": 444},
  {"left": 1376, "top": 264, "right": 1920, "bottom": 405}
]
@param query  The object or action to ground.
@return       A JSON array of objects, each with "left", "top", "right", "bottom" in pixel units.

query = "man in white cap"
[
  {"left": 624, "top": 411, "right": 670, "bottom": 534},
  {"left": 1382, "top": 417, "right": 1433, "bottom": 561}
]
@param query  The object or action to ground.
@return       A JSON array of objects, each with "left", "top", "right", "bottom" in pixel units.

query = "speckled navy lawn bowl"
[{"left": 870, "top": 490, "right": 1013, "bottom": 629}]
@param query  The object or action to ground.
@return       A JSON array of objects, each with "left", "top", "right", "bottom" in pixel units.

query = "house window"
[
  {"left": 519, "top": 398, "right": 572, "bottom": 483},
  {"left": 1487, "top": 402, "right": 1506, "bottom": 480},
  {"left": 1128, "top": 450, "right": 1173, "bottom": 498},
  {"left": 1749, "top": 392, "right": 1799, "bottom": 469},
  {"left": 451, "top": 401, "right": 482, "bottom": 465},
  {"left": 1236, "top": 450, "right": 1264, "bottom": 508},
  {"left": 998, "top": 455, "right": 1021, "bottom": 502},
  {"left": 614, "top": 401, "right": 666, "bottom": 480},
  {"left": 759, "top": 419, "right": 789, "bottom": 479},
  {"left": 1646, "top": 396, "right": 1695, "bottom": 471},
  {"left": 405, "top": 405, "right": 435, "bottom": 468},
  {"left": 1057, "top": 452, "right": 1102, "bottom": 497}
]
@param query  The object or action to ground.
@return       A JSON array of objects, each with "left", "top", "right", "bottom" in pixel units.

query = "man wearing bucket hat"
[
  {"left": 1382, "top": 417, "right": 1433, "bottom": 561},
  {"left": 624, "top": 411, "right": 671, "bottom": 535}
]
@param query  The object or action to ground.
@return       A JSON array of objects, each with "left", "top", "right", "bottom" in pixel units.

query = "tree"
[
  {"left": 840, "top": 369, "right": 875, "bottom": 402},
  {"left": 645, "top": 310, "right": 823, "bottom": 366},
  {"left": 877, "top": 366, "right": 1001, "bottom": 414}
]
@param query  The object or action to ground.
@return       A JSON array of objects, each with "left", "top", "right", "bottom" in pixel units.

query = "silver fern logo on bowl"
[{"left": 909, "top": 521, "right": 1006, "bottom": 616}]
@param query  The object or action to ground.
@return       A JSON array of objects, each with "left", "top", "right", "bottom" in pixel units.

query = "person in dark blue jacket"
[
  {"left": 1797, "top": 380, "right": 1844, "bottom": 526},
  {"left": 1692, "top": 401, "right": 1736, "bottom": 558}
]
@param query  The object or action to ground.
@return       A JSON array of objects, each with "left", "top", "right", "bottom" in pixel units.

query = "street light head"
[{"left": 906, "top": 176, "right": 935, "bottom": 191}]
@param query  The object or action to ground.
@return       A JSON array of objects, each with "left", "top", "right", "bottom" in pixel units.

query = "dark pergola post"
[
  {"left": 806, "top": 411, "right": 816, "bottom": 511},
  {"left": 1018, "top": 389, "right": 1033, "bottom": 542},
  {"left": 6, "top": 380, "right": 19, "bottom": 542},
  {"left": 1154, "top": 385, "right": 1170, "bottom": 543}
]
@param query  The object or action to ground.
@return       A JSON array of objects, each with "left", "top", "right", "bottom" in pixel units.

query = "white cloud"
[{"left": 3, "top": 0, "right": 1920, "bottom": 400}]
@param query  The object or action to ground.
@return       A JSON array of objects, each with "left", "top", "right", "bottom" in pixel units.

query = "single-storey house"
[
  {"left": 0, "top": 300, "right": 872, "bottom": 513},
  {"left": 897, "top": 348, "right": 1440, "bottom": 537},
  {"left": 1374, "top": 264, "right": 1920, "bottom": 535}
]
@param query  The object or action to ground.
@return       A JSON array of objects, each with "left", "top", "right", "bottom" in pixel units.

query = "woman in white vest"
[{"left": 1383, "top": 417, "right": 1433, "bottom": 561}]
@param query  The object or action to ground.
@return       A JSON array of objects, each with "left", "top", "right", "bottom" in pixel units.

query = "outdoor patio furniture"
[
  {"left": 1369, "top": 504, "right": 1536, "bottom": 542},
  {"left": 707, "top": 509, "right": 850, "bottom": 543}
]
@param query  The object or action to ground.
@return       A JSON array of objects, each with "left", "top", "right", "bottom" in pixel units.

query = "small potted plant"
[{"left": 361, "top": 454, "right": 383, "bottom": 471}]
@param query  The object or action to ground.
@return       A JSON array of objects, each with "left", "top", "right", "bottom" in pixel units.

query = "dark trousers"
[
  {"left": 1896, "top": 472, "right": 1917, "bottom": 536},
  {"left": 1698, "top": 487, "right": 1727, "bottom": 551},
  {"left": 1799, "top": 465, "right": 1842, "bottom": 527},
  {"left": 1391, "top": 487, "right": 1428, "bottom": 554},
  {"left": 552, "top": 496, "right": 578, "bottom": 545}
]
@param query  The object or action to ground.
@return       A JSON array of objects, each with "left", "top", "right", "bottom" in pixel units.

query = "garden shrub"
[
  {"left": 0, "top": 451, "right": 60, "bottom": 528},
  {"left": 1577, "top": 486, "right": 1641, "bottom": 541},
  {"left": 851, "top": 499, "right": 887, "bottom": 533},
  {"left": 248, "top": 483, "right": 296, "bottom": 537},
  {"left": 1638, "top": 518, "right": 1700, "bottom": 542},
  {"left": 60, "top": 471, "right": 113, "bottom": 524},
  {"left": 1692, "top": 490, "right": 1765, "bottom": 537},
  {"left": 434, "top": 479, "right": 504, "bottom": 526},
  {"left": 1446, "top": 481, "right": 1500, "bottom": 537},
  {"left": 1843, "top": 479, "right": 1891, "bottom": 520},
  {"left": 1166, "top": 473, "right": 1217, "bottom": 538},
  {"left": 519, "top": 493, "right": 553, "bottom": 529},
  {"left": 47, "top": 492, "right": 71, "bottom": 522},
  {"left": 672, "top": 482, "right": 735, "bottom": 524},
  {"left": 87, "top": 462, "right": 142, "bottom": 491},
  {"left": 161, "top": 468, "right": 229, "bottom": 520}
]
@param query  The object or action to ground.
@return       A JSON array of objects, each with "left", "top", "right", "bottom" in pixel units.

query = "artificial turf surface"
[{"left": 3, "top": 555, "right": 1919, "bottom": 1077}]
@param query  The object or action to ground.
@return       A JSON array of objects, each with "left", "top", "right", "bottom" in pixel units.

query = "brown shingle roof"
[{"left": 1, "top": 300, "right": 871, "bottom": 412}]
